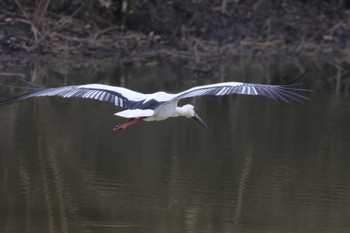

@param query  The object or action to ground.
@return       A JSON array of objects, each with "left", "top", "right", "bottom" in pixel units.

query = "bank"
[{"left": 0, "top": 0, "right": 350, "bottom": 68}]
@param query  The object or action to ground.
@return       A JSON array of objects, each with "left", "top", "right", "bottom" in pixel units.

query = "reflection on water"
[{"left": 1, "top": 60, "right": 350, "bottom": 233}]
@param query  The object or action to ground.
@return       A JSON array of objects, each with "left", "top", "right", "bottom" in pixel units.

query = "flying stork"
[{"left": 0, "top": 71, "right": 310, "bottom": 131}]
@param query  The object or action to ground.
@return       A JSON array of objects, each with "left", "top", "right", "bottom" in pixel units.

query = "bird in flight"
[{"left": 0, "top": 71, "right": 310, "bottom": 131}]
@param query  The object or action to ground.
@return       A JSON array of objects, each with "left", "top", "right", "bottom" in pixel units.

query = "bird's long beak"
[{"left": 192, "top": 113, "right": 208, "bottom": 128}]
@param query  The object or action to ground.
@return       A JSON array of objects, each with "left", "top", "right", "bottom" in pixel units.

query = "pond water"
[{"left": 0, "top": 58, "right": 350, "bottom": 233}]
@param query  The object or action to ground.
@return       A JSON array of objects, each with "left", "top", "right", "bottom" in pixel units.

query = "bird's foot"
[
  {"left": 113, "top": 125, "right": 125, "bottom": 131},
  {"left": 113, "top": 117, "right": 145, "bottom": 131}
]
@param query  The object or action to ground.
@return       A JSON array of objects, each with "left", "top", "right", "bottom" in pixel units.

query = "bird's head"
[{"left": 180, "top": 104, "right": 208, "bottom": 128}]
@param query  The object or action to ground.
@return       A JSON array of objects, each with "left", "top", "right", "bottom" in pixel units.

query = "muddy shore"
[{"left": 1, "top": 0, "right": 350, "bottom": 68}]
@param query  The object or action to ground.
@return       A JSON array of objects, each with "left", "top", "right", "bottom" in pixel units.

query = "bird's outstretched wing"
[
  {"left": 162, "top": 81, "right": 310, "bottom": 105},
  {"left": 0, "top": 72, "right": 311, "bottom": 110},
  {"left": 155, "top": 68, "right": 311, "bottom": 105},
  {"left": 0, "top": 84, "right": 149, "bottom": 109}
]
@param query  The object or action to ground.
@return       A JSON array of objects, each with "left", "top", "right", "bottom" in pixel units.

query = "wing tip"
[{"left": 0, "top": 93, "right": 30, "bottom": 107}]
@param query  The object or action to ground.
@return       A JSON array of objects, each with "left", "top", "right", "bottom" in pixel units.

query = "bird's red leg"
[{"left": 113, "top": 117, "right": 145, "bottom": 131}]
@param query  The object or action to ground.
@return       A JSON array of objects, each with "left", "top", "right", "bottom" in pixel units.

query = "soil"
[{"left": 1, "top": 0, "right": 350, "bottom": 68}]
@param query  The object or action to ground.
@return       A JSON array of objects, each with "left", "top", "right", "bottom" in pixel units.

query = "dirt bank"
[{"left": 1, "top": 0, "right": 350, "bottom": 67}]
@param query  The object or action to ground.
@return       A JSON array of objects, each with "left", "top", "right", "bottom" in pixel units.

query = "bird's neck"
[
  {"left": 176, "top": 106, "right": 193, "bottom": 118},
  {"left": 175, "top": 106, "right": 186, "bottom": 117}
]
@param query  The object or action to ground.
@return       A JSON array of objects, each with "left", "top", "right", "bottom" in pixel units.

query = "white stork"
[{"left": 0, "top": 72, "right": 310, "bottom": 131}]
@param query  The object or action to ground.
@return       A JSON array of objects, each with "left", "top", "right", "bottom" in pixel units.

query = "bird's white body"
[
  {"left": 0, "top": 71, "right": 310, "bottom": 131},
  {"left": 115, "top": 101, "right": 194, "bottom": 121},
  {"left": 115, "top": 108, "right": 154, "bottom": 118},
  {"left": 143, "top": 101, "right": 180, "bottom": 121}
]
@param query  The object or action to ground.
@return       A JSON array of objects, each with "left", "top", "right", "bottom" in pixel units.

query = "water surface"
[{"left": 1, "top": 60, "right": 350, "bottom": 233}]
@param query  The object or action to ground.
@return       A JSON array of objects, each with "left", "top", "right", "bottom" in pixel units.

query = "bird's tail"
[{"left": 114, "top": 109, "right": 154, "bottom": 118}]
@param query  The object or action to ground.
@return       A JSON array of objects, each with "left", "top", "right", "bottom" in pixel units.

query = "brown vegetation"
[{"left": 0, "top": 0, "right": 350, "bottom": 64}]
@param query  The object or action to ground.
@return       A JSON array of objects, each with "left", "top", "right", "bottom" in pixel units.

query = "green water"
[{"left": 1, "top": 59, "right": 350, "bottom": 233}]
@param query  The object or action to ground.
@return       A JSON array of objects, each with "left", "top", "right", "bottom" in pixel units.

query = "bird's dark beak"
[{"left": 192, "top": 113, "right": 208, "bottom": 128}]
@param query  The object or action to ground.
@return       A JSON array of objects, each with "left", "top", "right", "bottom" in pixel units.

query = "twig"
[
  {"left": 13, "top": 0, "right": 30, "bottom": 20},
  {"left": 13, "top": 0, "right": 40, "bottom": 41},
  {"left": 0, "top": 72, "right": 25, "bottom": 78},
  {"left": 93, "top": 25, "right": 121, "bottom": 40},
  {"left": 28, "top": 6, "right": 83, "bottom": 52}
]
